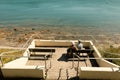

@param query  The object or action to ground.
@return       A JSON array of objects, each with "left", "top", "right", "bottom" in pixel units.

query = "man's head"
[{"left": 78, "top": 39, "right": 81, "bottom": 43}]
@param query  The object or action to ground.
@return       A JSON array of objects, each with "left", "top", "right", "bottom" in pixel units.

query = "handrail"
[
  {"left": 70, "top": 53, "right": 120, "bottom": 76},
  {"left": 0, "top": 34, "right": 43, "bottom": 67},
  {"left": 73, "top": 53, "right": 81, "bottom": 76},
  {"left": 104, "top": 52, "right": 120, "bottom": 56},
  {"left": 1, "top": 54, "right": 120, "bottom": 60},
  {"left": 57, "top": 68, "right": 62, "bottom": 80},
  {"left": 21, "top": 35, "right": 33, "bottom": 49},
  {"left": 72, "top": 53, "right": 75, "bottom": 69},
  {"left": 0, "top": 55, "right": 3, "bottom": 67},
  {"left": 0, "top": 50, "right": 23, "bottom": 56},
  {"left": 44, "top": 53, "right": 52, "bottom": 79},
  {"left": 66, "top": 69, "right": 69, "bottom": 80},
  {"left": 48, "top": 58, "right": 52, "bottom": 69},
  {"left": 38, "top": 34, "right": 98, "bottom": 43},
  {"left": 0, "top": 50, "right": 23, "bottom": 67},
  {"left": 0, "top": 34, "right": 33, "bottom": 57},
  {"left": 72, "top": 53, "right": 81, "bottom": 68},
  {"left": 0, "top": 34, "right": 34, "bottom": 67},
  {"left": 44, "top": 55, "right": 47, "bottom": 70}
]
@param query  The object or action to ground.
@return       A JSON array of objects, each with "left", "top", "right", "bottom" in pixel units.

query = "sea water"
[{"left": 0, "top": 0, "right": 120, "bottom": 33}]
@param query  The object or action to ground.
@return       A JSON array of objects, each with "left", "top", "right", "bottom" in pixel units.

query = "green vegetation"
[
  {"left": 0, "top": 49, "right": 24, "bottom": 64},
  {"left": 99, "top": 46, "right": 120, "bottom": 66}
]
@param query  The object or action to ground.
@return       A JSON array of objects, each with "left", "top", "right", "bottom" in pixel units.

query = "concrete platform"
[
  {"left": 1, "top": 40, "right": 119, "bottom": 80},
  {"left": 26, "top": 48, "right": 92, "bottom": 79}
]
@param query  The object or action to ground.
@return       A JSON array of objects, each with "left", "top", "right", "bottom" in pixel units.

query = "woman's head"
[{"left": 71, "top": 41, "right": 75, "bottom": 46}]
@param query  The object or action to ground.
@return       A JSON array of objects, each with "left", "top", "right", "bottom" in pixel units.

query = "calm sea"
[{"left": 0, "top": 0, "right": 120, "bottom": 32}]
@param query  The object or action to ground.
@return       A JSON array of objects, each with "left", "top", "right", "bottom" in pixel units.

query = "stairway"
[{"left": 46, "top": 68, "right": 78, "bottom": 80}]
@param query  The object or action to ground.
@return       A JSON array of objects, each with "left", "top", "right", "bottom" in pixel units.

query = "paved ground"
[{"left": 26, "top": 47, "right": 92, "bottom": 80}]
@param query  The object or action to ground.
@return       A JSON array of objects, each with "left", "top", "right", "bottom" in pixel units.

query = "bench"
[
  {"left": 77, "top": 49, "right": 94, "bottom": 56},
  {"left": 67, "top": 49, "right": 94, "bottom": 61},
  {"left": 77, "top": 49, "right": 94, "bottom": 54},
  {"left": 67, "top": 49, "right": 94, "bottom": 57},
  {"left": 28, "top": 48, "right": 55, "bottom": 60}
]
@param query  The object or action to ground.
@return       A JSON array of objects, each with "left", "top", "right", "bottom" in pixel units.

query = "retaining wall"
[{"left": 79, "top": 67, "right": 120, "bottom": 80}]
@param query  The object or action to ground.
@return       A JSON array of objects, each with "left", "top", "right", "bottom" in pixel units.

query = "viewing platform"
[{"left": 0, "top": 39, "right": 120, "bottom": 80}]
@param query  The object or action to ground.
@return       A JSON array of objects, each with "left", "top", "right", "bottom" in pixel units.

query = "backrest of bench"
[
  {"left": 78, "top": 49, "right": 94, "bottom": 53},
  {"left": 29, "top": 48, "right": 55, "bottom": 53}
]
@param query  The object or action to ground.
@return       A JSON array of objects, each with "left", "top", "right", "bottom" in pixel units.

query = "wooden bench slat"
[
  {"left": 67, "top": 49, "right": 94, "bottom": 59},
  {"left": 29, "top": 48, "right": 55, "bottom": 52},
  {"left": 28, "top": 48, "right": 55, "bottom": 60},
  {"left": 77, "top": 49, "right": 94, "bottom": 53}
]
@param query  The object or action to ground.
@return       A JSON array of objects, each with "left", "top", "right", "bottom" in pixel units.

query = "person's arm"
[{"left": 74, "top": 45, "right": 78, "bottom": 51}]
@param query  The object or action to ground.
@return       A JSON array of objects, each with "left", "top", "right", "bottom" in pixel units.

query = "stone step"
[{"left": 46, "top": 68, "right": 62, "bottom": 80}]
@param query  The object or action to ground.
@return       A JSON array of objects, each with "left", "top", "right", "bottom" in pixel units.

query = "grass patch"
[
  {"left": 98, "top": 46, "right": 120, "bottom": 66},
  {"left": 0, "top": 48, "right": 24, "bottom": 64}
]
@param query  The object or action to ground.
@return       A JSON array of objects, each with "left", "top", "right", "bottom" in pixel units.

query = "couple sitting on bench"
[{"left": 67, "top": 39, "right": 83, "bottom": 57}]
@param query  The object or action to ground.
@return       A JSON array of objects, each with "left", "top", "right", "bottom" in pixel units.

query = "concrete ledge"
[
  {"left": 34, "top": 40, "right": 90, "bottom": 47},
  {"left": 3, "top": 57, "right": 28, "bottom": 68},
  {"left": 1, "top": 57, "right": 45, "bottom": 78},
  {"left": 1, "top": 66, "right": 45, "bottom": 78},
  {"left": 35, "top": 40, "right": 71, "bottom": 47},
  {"left": 98, "top": 59, "right": 119, "bottom": 67},
  {"left": 79, "top": 67, "right": 120, "bottom": 79}
]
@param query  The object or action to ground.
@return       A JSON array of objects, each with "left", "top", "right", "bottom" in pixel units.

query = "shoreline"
[{"left": 1, "top": 24, "right": 120, "bottom": 34}]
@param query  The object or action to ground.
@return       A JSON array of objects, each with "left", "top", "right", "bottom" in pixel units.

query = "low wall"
[
  {"left": 34, "top": 39, "right": 90, "bottom": 47},
  {"left": 79, "top": 67, "right": 120, "bottom": 80},
  {"left": 1, "top": 56, "right": 45, "bottom": 78},
  {"left": 98, "top": 59, "right": 119, "bottom": 67},
  {"left": 1, "top": 66, "right": 45, "bottom": 78}
]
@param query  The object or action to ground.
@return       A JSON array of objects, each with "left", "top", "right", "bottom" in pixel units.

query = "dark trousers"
[{"left": 67, "top": 48, "right": 77, "bottom": 57}]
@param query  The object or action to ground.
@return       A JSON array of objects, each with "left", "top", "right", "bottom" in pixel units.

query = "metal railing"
[
  {"left": 44, "top": 54, "right": 52, "bottom": 70},
  {"left": 0, "top": 50, "right": 23, "bottom": 67},
  {"left": 57, "top": 68, "right": 62, "bottom": 80},
  {"left": 44, "top": 53, "right": 53, "bottom": 79},
  {"left": 0, "top": 34, "right": 45, "bottom": 67},
  {"left": 72, "top": 53, "right": 81, "bottom": 76},
  {"left": 71, "top": 53, "right": 120, "bottom": 76},
  {"left": 0, "top": 34, "right": 34, "bottom": 67}
]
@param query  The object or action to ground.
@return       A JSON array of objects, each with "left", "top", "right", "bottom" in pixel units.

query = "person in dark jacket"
[{"left": 67, "top": 42, "right": 77, "bottom": 57}]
